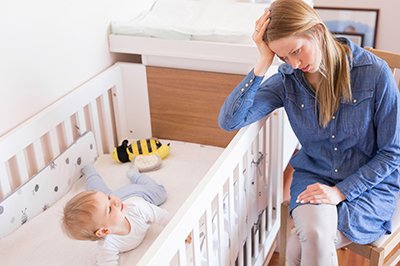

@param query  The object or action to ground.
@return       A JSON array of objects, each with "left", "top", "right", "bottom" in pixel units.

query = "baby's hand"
[{"left": 185, "top": 233, "right": 192, "bottom": 244}]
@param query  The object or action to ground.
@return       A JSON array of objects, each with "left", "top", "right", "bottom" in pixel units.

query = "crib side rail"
[
  {"left": 0, "top": 64, "right": 128, "bottom": 200},
  {"left": 138, "top": 113, "right": 282, "bottom": 266}
]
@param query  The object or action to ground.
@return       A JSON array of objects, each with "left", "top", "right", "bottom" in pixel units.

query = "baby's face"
[{"left": 92, "top": 191, "right": 127, "bottom": 231}]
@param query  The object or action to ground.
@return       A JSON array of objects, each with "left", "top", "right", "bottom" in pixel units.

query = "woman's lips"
[{"left": 301, "top": 65, "right": 310, "bottom": 72}]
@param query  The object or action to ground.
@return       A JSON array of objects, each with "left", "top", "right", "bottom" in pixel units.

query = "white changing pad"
[
  {"left": 112, "top": 0, "right": 314, "bottom": 43},
  {"left": 0, "top": 140, "right": 223, "bottom": 266},
  {"left": 111, "top": 0, "right": 267, "bottom": 43}
]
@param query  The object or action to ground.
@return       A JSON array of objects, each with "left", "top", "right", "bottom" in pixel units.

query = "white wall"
[
  {"left": 0, "top": 0, "right": 152, "bottom": 136},
  {"left": 314, "top": 0, "right": 400, "bottom": 53}
]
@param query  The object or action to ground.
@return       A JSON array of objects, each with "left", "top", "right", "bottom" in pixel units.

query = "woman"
[{"left": 218, "top": 0, "right": 400, "bottom": 265}]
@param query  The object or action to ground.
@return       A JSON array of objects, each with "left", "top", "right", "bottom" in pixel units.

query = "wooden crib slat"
[
  {"left": 32, "top": 140, "right": 45, "bottom": 172},
  {"left": 238, "top": 158, "right": 246, "bottom": 246},
  {"left": 217, "top": 189, "right": 226, "bottom": 266},
  {"left": 48, "top": 129, "right": 61, "bottom": 159},
  {"left": 111, "top": 86, "right": 128, "bottom": 142},
  {"left": 88, "top": 100, "right": 104, "bottom": 155},
  {"left": 76, "top": 109, "right": 87, "bottom": 134},
  {"left": 15, "top": 152, "right": 29, "bottom": 184},
  {"left": 245, "top": 232, "right": 252, "bottom": 266},
  {"left": 100, "top": 93, "right": 115, "bottom": 154},
  {"left": 228, "top": 174, "right": 237, "bottom": 265},
  {"left": 0, "top": 163, "right": 11, "bottom": 199},
  {"left": 238, "top": 158, "right": 246, "bottom": 266},
  {"left": 205, "top": 206, "right": 214, "bottom": 264},
  {"left": 178, "top": 241, "right": 187, "bottom": 266},
  {"left": 192, "top": 225, "right": 201, "bottom": 265},
  {"left": 63, "top": 118, "right": 74, "bottom": 147}
]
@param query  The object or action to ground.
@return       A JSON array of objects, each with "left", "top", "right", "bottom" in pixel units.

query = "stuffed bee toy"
[{"left": 112, "top": 138, "right": 170, "bottom": 163}]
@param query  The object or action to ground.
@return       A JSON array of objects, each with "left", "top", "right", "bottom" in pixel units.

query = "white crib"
[{"left": 0, "top": 61, "right": 298, "bottom": 265}]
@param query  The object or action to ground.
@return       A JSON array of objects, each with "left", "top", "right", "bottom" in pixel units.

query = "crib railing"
[
  {"left": 138, "top": 112, "right": 283, "bottom": 266},
  {"left": 0, "top": 64, "right": 128, "bottom": 200}
]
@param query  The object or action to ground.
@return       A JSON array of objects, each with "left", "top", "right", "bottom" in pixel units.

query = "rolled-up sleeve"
[{"left": 218, "top": 69, "right": 285, "bottom": 131}]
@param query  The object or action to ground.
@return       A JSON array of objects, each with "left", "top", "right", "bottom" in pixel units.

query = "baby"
[{"left": 62, "top": 164, "right": 169, "bottom": 265}]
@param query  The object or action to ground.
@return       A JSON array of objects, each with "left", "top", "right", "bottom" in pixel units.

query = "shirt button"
[
  {"left": 301, "top": 104, "right": 305, "bottom": 108},
  {"left": 250, "top": 79, "right": 253, "bottom": 83},
  {"left": 334, "top": 147, "right": 338, "bottom": 151},
  {"left": 245, "top": 83, "right": 249, "bottom": 88},
  {"left": 353, "top": 99, "right": 357, "bottom": 103},
  {"left": 240, "top": 88, "right": 245, "bottom": 92},
  {"left": 334, "top": 169, "right": 338, "bottom": 173},
  {"left": 331, "top": 135, "right": 335, "bottom": 139},
  {"left": 332, "top": 115, "right": 336, "bottom": 120}
]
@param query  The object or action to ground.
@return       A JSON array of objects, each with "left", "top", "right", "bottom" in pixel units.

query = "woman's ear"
[{"left": 95, "top": 227, "right": 110, "bottom": 238}]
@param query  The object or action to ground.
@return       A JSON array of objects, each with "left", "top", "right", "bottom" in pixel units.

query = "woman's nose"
[{"left": 288, "top": 58, "right": 300, "bottom": 69}]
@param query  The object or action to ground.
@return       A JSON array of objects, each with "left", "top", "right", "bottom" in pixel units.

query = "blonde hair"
[
  {"left": 62, "top": 191, "right": 102, "bottom": 241},
  {"left": 265, "top": 0, "right": 352, "bottom": 127}
]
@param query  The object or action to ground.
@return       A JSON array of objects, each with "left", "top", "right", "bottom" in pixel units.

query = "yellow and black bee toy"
[{"left": 112, "top": 138, "right": 170, "bottom": 163}]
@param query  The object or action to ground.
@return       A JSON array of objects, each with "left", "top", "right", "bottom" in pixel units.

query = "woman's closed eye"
[{"left": 292, "top": 48, "right": 301, "bottom": 55}]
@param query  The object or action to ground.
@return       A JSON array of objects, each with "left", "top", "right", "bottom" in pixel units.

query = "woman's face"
[{"left": 268, "top": 34, "right": 322, "bottom": 74}]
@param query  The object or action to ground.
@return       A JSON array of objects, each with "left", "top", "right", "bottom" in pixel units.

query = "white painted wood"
[
  {"left": 192, "top": 225, "right": 201, "bottom": 265},
  {"left": 48, "top": 129, "right": 60, "bottom": 158},
  {"left": 32, "top": 140, "right": 45, "bottom": 171},
  {"left": 245, "top": 233, "right": 252, "bottom": 266},
  {"left": 205, "top": 206, "right": 214, "bottom": 264},
  {"left": 217, "top": 189, "right": 226, "bottom": 266},
  {"left": 109, "top": 35, "right": 261, "bottom": 75},
  {"left": 99, "top": 93, "right": 115, "bottom": 153},
  {"left": 88, "top": 100, "right": 103, "bottom": 155},
  {"left": 111, "top": 85, "right": 127, "bottom": 143},
  {"left": 63, "top": 118, "right": 74, "bottom": 147},
  {"left": 178, "top": 241, "right": 187, "bottom": 266},
  {"left": 15, "top": 152, "right": 29, "bottom": 185},
  {"left": 0, "top": 164, "right": 11, "bottom": 198},
  {"left": 228, "top": 174, "right": 237, "bottom": 265},
  {"left": 0, "top": 64, "right": 123, "bottom": 163},
  {"left": 117, "top": 63, "right": 151, "bottom": 140},
  {"left": 76, "top": 109, "right": 87, "bottom": 135}
]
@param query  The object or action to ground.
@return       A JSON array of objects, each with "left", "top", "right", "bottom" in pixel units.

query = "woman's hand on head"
[
  {"left": 253, "top": 10, "right": 275, "bottom": 76},
  {"left": 297, "top": 183, "right": 346, "bottom": 205}
]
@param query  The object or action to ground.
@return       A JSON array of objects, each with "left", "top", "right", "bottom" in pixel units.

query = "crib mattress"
[{"left": 0, "top": 139, "right": 223, "bottom": 266}]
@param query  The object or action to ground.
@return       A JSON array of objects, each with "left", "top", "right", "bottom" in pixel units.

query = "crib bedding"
[{"left": 0, "top": 139, "right": 223, "bottom": 266}]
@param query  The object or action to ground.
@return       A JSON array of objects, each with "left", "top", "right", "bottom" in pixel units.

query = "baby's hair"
[{"left": 62, "top": 191, "right": 102, "bottom": 241}]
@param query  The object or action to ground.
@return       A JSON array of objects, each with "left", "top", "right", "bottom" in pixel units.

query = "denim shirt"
[{"left": 218, "top": 38, "right": 400, "bottom": 244}]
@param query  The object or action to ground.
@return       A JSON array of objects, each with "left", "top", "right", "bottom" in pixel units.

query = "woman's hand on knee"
[{"left": 297, "top": 183, "right": 346, "bottom": 205}]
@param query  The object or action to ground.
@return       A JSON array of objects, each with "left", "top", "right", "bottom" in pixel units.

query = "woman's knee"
[{"left": 293, "top": 204, "right": 337, "bottom": 243}]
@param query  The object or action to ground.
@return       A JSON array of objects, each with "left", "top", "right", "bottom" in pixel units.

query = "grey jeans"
[{"left": 286, "top": 204, "right": 352, "bottom": 266}]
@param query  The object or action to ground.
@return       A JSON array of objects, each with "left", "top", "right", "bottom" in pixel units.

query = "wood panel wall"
[{"left": 146, "top": 66, "right": 245, "bottom": 148}]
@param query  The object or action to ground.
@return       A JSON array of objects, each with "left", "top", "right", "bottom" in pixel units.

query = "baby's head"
[
  {"left": 62, "top": 191, "right": 127, "bottom": 241},
  {"left": 62, "top": 191, "right": 102, "bottom": 241}
]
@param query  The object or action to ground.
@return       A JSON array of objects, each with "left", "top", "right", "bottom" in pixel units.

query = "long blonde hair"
[{"left": 264, "top": 0, "right": 352, "bottom": 127}]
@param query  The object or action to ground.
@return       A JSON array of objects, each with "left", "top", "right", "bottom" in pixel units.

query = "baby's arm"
[
  {"left": 96, "top": 242, "right": 119, "bottom": 266},
  {"left": 136, "top": 198, "right": 170, "bottom": 226}
]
